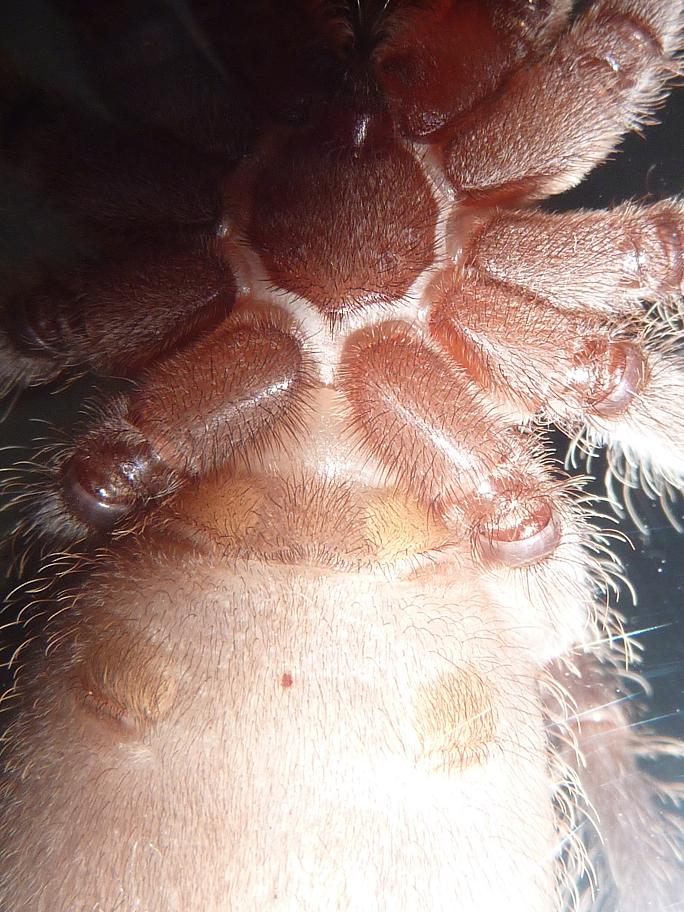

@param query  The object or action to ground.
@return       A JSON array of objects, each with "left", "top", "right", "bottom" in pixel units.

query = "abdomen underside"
[{"left": 0, "top": 2, "right": 683, "bottom": 910}]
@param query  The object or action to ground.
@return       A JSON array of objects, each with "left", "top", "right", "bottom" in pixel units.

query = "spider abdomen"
[{"left": 4, "top": 523, "right": 560, "bottom": 910}]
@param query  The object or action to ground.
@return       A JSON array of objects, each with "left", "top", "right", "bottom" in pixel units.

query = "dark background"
[
  {"left": 0, "top": 2, "right": 683, "bottom": 753},
  {"left": 552, "top": 86, "right": 684, "bottom": 750}
]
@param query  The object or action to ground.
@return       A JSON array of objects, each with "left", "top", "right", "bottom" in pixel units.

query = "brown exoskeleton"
[{"left": 1, "top": 2, "right": 683, "bottom": 909}]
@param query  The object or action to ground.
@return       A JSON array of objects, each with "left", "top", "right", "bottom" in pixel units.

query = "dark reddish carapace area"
[{"left": 4, "top": 0, "right": 675, "bottom": 566}]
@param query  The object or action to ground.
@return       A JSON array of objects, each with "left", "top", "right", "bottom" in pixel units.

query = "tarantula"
[{"left": 0, "top": 1, "right": 683, "bottom": 909}]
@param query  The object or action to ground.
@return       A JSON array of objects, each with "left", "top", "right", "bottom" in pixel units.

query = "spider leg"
[
  {"left": 0, "top": 75, "right": 249, "bottom": 390},
  {"left": 339, "top": 321, "right": 610, "bottom": 659},
  {"left": 439, "top": 0, "right": 684, "bottom": 203},
  {"left": 28, "top": 308, "right": 313, "bottom": 544},
  {"left": 1, "top": 236, "right": 236, "bottom": 388},
  {"left": 431, "top": 201, "right": 684, "bottom": 492},
  {"left": 375, "top": 0, "right": 573, "bottom": 141},
  {"left": 60, "top": 2, "right": 255, "bottom": 161},
  {"left": 6, "top": 108, "right": 226, "bottom": 238},
  {"left": 451, "top": 201, "right": 684, "bottom": 315},
  {"left": 547, "top": 652, "right": 684, "bottom": 912}
]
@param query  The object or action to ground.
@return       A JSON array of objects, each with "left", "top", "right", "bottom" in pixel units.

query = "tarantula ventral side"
[{"left": 1, "top": 1, "right": 684, "bottom": 910}]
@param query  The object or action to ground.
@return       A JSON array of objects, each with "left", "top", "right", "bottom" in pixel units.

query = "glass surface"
[{"left": 0, "top": 2, "right": 682, "bottom": 903}]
